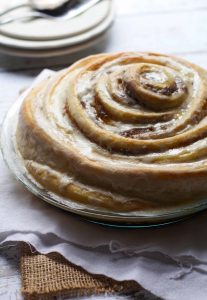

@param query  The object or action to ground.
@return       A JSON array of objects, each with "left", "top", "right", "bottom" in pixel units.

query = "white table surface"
[{"left": 0, "top": 0, "right": 207, "bottom": 299}]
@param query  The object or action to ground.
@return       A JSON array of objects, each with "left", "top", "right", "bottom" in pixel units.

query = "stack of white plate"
[{"left": 0, "top": 0, "right": 114, "bottom": 57}]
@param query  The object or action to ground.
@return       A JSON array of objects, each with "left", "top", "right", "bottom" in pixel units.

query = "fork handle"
[
  {"left": 0, "top": 4, "right": 29, "bottom": 18},
  {"left": 0, "top": 11, "right": 51, "bottom": 25}
]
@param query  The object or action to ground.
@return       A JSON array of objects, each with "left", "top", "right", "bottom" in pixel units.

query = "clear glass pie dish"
[{"left": 1, "top": 93, "right": 207, "bottom": 228}]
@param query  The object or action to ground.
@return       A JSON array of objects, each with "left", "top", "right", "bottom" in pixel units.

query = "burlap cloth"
[{"left": 20, "top": 243, "right": 145, "bottom": 299}]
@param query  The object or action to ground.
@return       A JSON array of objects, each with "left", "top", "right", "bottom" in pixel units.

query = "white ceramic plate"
[
  {"left": 0, "top": 30, "right": 109, "bottom": 58},
  {"left": 0, "top": 0, "right": 114, "bottom": 50},
  {"left": 0, "top": 0, "right": 111, "bottom": 41}
]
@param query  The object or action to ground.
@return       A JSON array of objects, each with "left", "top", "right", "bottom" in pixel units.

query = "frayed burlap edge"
[{"left": 20, "top": 243, "right": 141, "bottom": 300}]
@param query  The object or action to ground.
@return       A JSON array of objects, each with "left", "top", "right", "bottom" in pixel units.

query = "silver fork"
[{"left": 0, "top": 0, "right": 103, "bottom": 25}]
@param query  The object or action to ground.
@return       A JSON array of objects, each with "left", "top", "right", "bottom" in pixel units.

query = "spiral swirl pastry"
[{"left": 16, "top": 52, "right": 207, "bottom": 213}]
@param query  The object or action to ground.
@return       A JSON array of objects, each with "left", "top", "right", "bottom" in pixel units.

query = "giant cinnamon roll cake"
[{"left": 16, "top": 52, "right": 207, "bottom": 213}]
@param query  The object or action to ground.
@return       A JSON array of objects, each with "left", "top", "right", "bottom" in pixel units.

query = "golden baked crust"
[{"left": 16, "top": 52, "right": 207, "bottom": 212}]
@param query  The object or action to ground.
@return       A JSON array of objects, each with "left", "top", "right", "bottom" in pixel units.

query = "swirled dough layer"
[{"left": 16, "top": 52, "right": 207, "bottom": 212}]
